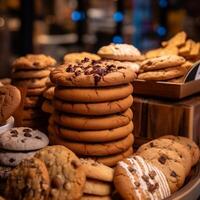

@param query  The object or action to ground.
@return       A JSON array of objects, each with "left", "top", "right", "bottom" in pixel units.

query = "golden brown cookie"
[
  {"left": 43, "top": 87, "right": 55, "bottom": 100},
  {"left": 27, "top": 87, "right": 47, "bottom": 96},
  {"left": 42, "top": 100, "right": 54, "bottom": 114},
  {"left": 178, "top": 39, "right": 192, "bottom": 56},
  {"left": 24, "top": 96, "right": 43, "bottom": 108},
  {"left": 81, "top": 195, "right": 112, "bottom": 200}
]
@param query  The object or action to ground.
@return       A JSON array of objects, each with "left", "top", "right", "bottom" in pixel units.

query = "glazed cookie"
[
  {"left": 97, "top": 43, "right": 142, "bottom": 61},
  {"left": 80, "top": 158, "right": 114, "bottom": 182},
  {"left": 140, "top": 55, "right": 185, "bottom": 72},
  {"left": 12, "top": 54, "right": 56, "bottom": 70},
  {"left": 5, "top": 157, "right": 50, "bottom": 200},
  {"left": 81, "top": 195, "right": 112, "bottom": 200},
  {"left": 0, "top": 85, "right": 21, "bottom": 124},
  {"left": 27, "top": 87, "right": 47, "bottom": 96},
  {"left": 42, "top": 100, "right": 54, "bottom": 114},
  {"left": 138, "top": 148, "right": 186, "bottom": 193},
  {"left": 52, "top": 132, "right": 134, "bottom": 156},
  {"left": 138, "top": 66, "right": 186, "bottom": 81},
  {"left": 137, "top": 138, "right": 192, "bottom": 176},
  {"left": 53, "top": 108, "right": 133, "bottom": 130},
  {"left": 24, "top": 96, "right": 43, "bottom": 108},
  {"left": 35, "top": 145, "right": 86, "bottom": 200},
  {"left": 53, "top": 95, "right": 133, "bottom": 115},
  {"left": 43, "top": 87, "right": 55, "bottom": 100},
  {"left": 50, "top": 59, "right": 137, "bottom": 87},
  {"left": 0, "top": 127, "right": 49, "bottom": 151},
  {"left": 0, "top": 150, "right": 36, "bottom": 166},
  {"left": 54, "top": 84, "right": 133, "bottom": 103},
  {"left": 84, "top": 179, "right": 112, "bottom": 196},
  {"left": 114, "top": 156, "right": 171, "bottom": 200},
  {"left": 161, "top": 135, "right": 200, "bottom": 166},
  {"left": 54, "top": 121, "right": 133, "bottom": 143}
]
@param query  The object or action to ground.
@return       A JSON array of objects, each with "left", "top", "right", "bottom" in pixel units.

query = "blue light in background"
[
  {"left": 113, "top": 11, "right": 124, "bottom": 22},
  {"left": 158, "top": 0, "right": 168, "bottom": 8},
  {"left": 71, "top": 11, "right": 85, "bottom": 21},
  {"left": 156, "top": 26, "right": 167, "bottom": 36},
  {"left": 112, "top": 35, "right": 123, "bottom": 43}
]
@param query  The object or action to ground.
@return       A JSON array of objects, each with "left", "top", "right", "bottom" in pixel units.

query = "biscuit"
[
  {"left": 138, "top": 66, "right": 186, "bottom": 81},
  {"left": 42, "top": 100, "right": 54, "bottom": 114},
  {"left": 53, "top": 95, "right": 133, "bottom": 116},
  {"left": 24, "top": 96, "right": 43, "bottom": 108},
  {"left": 137, "top": 138, "right": 192, "bottom": 175},
  {"left": 35, "top": 145, "right": 86, "bottom": 200},
  {"left": 27, "top": 87, "right": 47, "bottom": 96},
  {"left": 80, "top": 158, "right": 114, "bottom": 182},
  {"left": 5, "top": 157, "right": 50, "bottom": 200},
  {"left": 179, "top": 39, "right": 192, "bottom": 56},
  {"left": 0, "top": 85, "right": 21, "bottom": 124},
  {"left": 114, "top": 155, "right": 171, "bottom": 200},
  {"left": 97, "top": 43, "right": 142, "bottom": 61},
  {"left": 81, "top": 195, "right": 112, "bottom": 200},
  {"left": 161, "top": 135, "right": 200, "bottom": 166},
  {"left": 190, "top": 42, "right": 200, "bottom": 57},
  {"left": 84, "top": 179, "right": 112, "bottom": 196},
  {"left": 54, "top": 121, "right": 133, "bottom": 143},
  {"left": 140, "top": 55, "right": 185, "bottom": 72},
  {"left": 22, "top": 109, "right": 43, "bottom": 120},
  {"left": 55, "top": 84, "right": 133, "bottom": 103},
  {"left": 12, "top": 54, "right": 56, "bottom": 70},
  {"left": 50, "top": 59, "right": 136, "bottom": 87},
  {"left": 138, "top": 148, "right": 186, "bottom": 193},
  {"left": 52, "top": 132, "right": 134, "bottom": 156},
  {"left": 53, "top": 108, "right": 133, "bottom": 130},
  {"left": 43, "top": 87, "right": 55, "bottom": 100},
  {"left": 0, "top": 127, "right": 49, "bottom": 151}
]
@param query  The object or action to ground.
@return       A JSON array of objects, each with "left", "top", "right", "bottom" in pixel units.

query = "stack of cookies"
[
  {"left": 114, "top": 135, "right": 200, "bottom": 200},
  {"left": 11, "top": 54, "right": 56, "bottom": 128},
  {"left": 49, "top": 58, "right": 137, "bottom": 166}
]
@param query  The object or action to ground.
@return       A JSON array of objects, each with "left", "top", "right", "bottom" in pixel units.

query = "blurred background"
[{"left": 0, "top": 0, "right": 200, "bottom": 77}]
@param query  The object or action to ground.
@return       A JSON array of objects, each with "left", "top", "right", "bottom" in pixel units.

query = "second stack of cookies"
[{"left": 50, "top": 58, "right": 136, "bottom": 167}]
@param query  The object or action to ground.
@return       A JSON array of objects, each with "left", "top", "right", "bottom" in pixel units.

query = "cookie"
[
  {"left": 42, "top": 100, "right": 54, "bottom": 114},
  {"left": 81, "top": 195, "right": 111, "bottom": 200},
  {"left": 54, "top": 121, "right": 133, "bottom": 143},
  {"left": 53, "top": 108, "right": 133, "bottom": 130},
  {"left": 0, "top": 150, "right": 36, "bottom": 167},
  {"left": 80, "top": 158, "right": 114, "bottom": 182},
  {"left": 52, "top": 132, "right": 134, "bottom": 156},
  {"left": 53, "top": 95, "right": 133, "bottom": 116},
  {"left": 12, "top": 69, "right": 50, "bottom": 79},
  {"left": 137, "top": 148, "right": 186, "bottom": 193},
  {"left": 179, "top": 39, "right": 192, "bottom": 56},
  {"left": 50, "top": 59, "right": 136, "bottom": 87},
  {"left": 22, "top": 109, "right": 43, "bottom": 120},
  {"left": 13, "top": 77, "right": 48, "bottom": 88},
  {"left": 0, "top": 78, "right": 11, "bottom": 85},
  {"left": 161, "top": 135, "right": 200, "bottom": 166},
  {"left": 12, "top": 54, "right": 56, "bottom": 70},
  {"left": 27, "top": 87, "right": 47, "bottom": 96},
  {"left": 24, "top": 96, "right": 43, "bottom": 108},
  {"left": 5, "top": 157, "right": 50, "bottom": 200},
  {"left": 55, "top": 84, "right": 133, "bottom": 103},
  {"left": 137, "top": 138, "right": 192, "bottom": 175},
  {"left": 43, "top": 87, "right": 55, "bottom": 100},
  {"left": 0, "top": 127, "right": 49, "bottom": 151},
  {"left": 114, "top": 155, "right": 171, "bottom": 200},
  {"left": 190, "top": 42, "right": 200, "bottom": 57},
  {"left": 0, "top": 85, "right": 21, "bottom": 124},
  {"left": 35, "top": 145, "right": 86, "bottom": 200},
  {"left": 64, "top": 52, "right": 100, "bottom": 63},
  {"left": 97, "top": 43, "right": 142, "bottom": 61},
  {"left": 140, "top": 55, "right": 185, "bottom": 72},
  {"left": 84, "top": 179, "right": 112, "bottom": 196},
  {"left": 138, "top": 66, "right": 186, "bottom": 81}
]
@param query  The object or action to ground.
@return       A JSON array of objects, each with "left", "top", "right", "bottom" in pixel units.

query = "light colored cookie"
[
  {"left": 55, "top": 84, "right": 133, "bottom": 103},
  {"left": 53, "top": 95, "right": 133, "bottom": 116},
  {"left": 190, "top": 42, "right": 200, "bottom": 57},
  {"left": 0, "top": 127, "right": 49, "bottom": 151},
  {"left": 81, "top": 195, "right": 112, "bottom": 200},
  {"left": 179, "top": 39, "right": 192, "bottom": 56},
  {"left": 42, "top": 100, "right": 54, "bottom": 114},
  {"left": 53, "top": 108, "right": 133, "bottom": 130},
  {"left": 43, "top": 87, "right": 55, "bottom": 100}
]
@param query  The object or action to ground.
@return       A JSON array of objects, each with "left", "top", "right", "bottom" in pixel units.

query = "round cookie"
[
  {"left": 137, "top": 148, "right": 186, "bottom": 193},
  {"left": 0, "top": 127, "right": 49, "bottom": 151},
  {"left": 114, "top": 156, "right": 171, "bottom": 200},
  {"left": 137, "top": 138, "right": 192, "bottom": 176},
  {"left": 35, "top": 145, "right": 86, "bottom": 200},
  {"left": 0, "top": 150, "right": 36, "bottom": 167},
  {"left": 5, "top": 157, "right": 50, "bottom": 200},
  {"left": 12, "top": 54, "right": 56, "bottom": 70},
  {"left": 55, "top": 84, "right": 133, "bottom": 103},
  {"left": 52, "top": 132, "right": 134, "bottom": 156},
  {"left": 22, "top": 109, "right": 43, "bottom": 120},
  {"left": 27, "top": 87, "right": 47, "bottom": 96},
  {"left": 53, "top": 95, "right": 133, "bottom": 116},
  {"left": 12, "top": 69, "right": 50, "bottom": 79},
  {"left": 24, "top": 96, "right": 43, "bottom": 108},
  {"left": 42, "top": 100, "right": 54, "bottom": 114},
  {"left": 53, "top": 108, "right": 133, "bottom": 130},
  {"left": 161, "top": 135, "right": 200, "bottom": 166},
  {"left": 80, "top": 158, "right": 114, "bottom": 182},
  {"left": 54, "top": 121, "right": 133, "bottom": 143},
  {"left": 84, "top": 179, "right": 112, "bottom": 196},
  {"left": 0, "top": 85, "right": 21, "bottom": 124},
  {"left": 81, "top": 195, "right": 111, "bottom": 200},
  {"left": 50, "top": 59, "right": 137, "bottom": 87},
  {"left": 43, "top": 87, "right": 55, "bottom": 100}
]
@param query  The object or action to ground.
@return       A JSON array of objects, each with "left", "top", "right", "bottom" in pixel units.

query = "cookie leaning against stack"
[
  {"left": 49, "top": 58, "right": 136, "bottom": 166},
  {"left": 12, "top": 54, "right": 56, "bottom": 128}
]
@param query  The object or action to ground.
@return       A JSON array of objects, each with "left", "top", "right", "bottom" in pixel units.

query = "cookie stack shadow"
[{"left": 49, "top": 59, "right": 136, "bottom": 167}]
